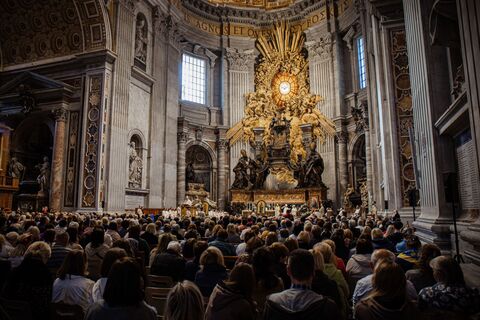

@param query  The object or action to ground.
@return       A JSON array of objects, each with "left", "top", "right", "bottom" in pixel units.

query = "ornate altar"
[{"left": 226, "top": 22, "right": 335, "bottom": 208}]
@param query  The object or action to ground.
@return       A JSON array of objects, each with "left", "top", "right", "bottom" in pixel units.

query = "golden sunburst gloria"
[{"left": 271, "top": 72, "right": 299, "bottom": 108}]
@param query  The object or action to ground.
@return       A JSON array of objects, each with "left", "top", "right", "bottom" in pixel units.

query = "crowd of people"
[{"left": 0, "top": 207, "right": 479, "bottom": 320}]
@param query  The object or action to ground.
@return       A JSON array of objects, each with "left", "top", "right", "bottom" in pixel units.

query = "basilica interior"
[{"left": 0, "top": 0, "right": 479, "bottom": 280}]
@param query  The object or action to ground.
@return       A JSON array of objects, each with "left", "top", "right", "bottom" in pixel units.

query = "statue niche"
[
  {"left": 134, "top": 14, "right": 148, "bottom": 67},
  {"left": 128, "top": 137, "right": 143, "bottom": 189}
]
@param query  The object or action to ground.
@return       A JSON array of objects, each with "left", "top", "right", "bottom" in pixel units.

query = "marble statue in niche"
[
  {"left": 134, "top": 14, "right": 147, "bottom": 64},
  {"left": 128, "top": 141, "right": 143, "bottom": 189},
  {"left": 35, "top": 156, "right": 50, "bottom": 196},
  {"left": 8, "top": 156, "right": 25, "bottom": 180}
]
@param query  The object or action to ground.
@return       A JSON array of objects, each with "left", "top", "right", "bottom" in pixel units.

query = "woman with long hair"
[
  {"left": 52, "top": 249, "right": 95, "bottom": 312},
  {"left": 194, "top": 247, "right": 228, "bottom": 297},
  {"left": 85, "top": 257, "right": 157, "bottom": 320},
  {"left": 405, "top": 244, "right": 441, "bottom": 292},
  {"left": 355, "top": 262, "right": 418, "bottom": 320},
  {"left": 164, "top": 281, "right": 205, "bottom": 320},
  {"left": 205, "top": 263, "right": 257, "bottom": 320},
  {"left": 149, "top": 233, "right": 174, "bottom": 266}
]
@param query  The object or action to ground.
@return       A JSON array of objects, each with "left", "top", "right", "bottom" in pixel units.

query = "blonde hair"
[
  {"left": 200, "top": 246, "right": 224, "bottom": 267},
  {"left": 297, "top": 231, "right": 311, "bottom": 244},
  {"left": 384, "top": 225, "right": 395, "bottom": 238},
  {"left": 313, "top": 242, "right": 334, "bottom": 264},
  {"left": 146, "top": 223, "right": 156, "bottom": 234},
  {"left": 371, "top": 228, "right": 383, "bottom": 240},
  {"left": 164, "top": 281, "right": 204, "bottom": 320},
  {"left": 25, "top": 241, "right": 51, "bottom": 264},
  {"left": 310, "top": 249, "right": 325, "bottom": 272},
  {"left": 322, "top": 239, "right": 336, "bottom": 256}
]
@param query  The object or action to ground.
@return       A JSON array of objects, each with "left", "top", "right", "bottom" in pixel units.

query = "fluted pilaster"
[{"left": 105, "top": 0, "right": 135, "bottom": 211}]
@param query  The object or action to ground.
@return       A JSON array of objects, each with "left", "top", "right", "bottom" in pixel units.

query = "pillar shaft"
[
  {"left": 50, "top": 107, "right": 68, "bottom": 211},
  {"left": 177, "top": 132, "right": 188, "bottom": 204},
  {"left": 217, "top": 140, "right": 227, "bottom": 210}
]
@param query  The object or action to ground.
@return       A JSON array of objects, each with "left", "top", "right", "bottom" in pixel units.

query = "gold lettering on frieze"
[{"left": 171, "top": 0, "right": 351, "bottom": 38}]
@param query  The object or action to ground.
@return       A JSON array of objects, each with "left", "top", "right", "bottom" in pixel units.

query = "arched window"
[{"left": 134, "top": 13, "right": 148, "bottom": 69}]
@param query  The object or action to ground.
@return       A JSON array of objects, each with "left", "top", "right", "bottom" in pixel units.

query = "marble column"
[
  {"left": 337, "top": 132, "right": 349, "bottom": 195},
  {"left": 50, "top": 107, "right": 68, "bottom": 211},
  {"left": 177, "top": 132, "right": 188, "bottom": 204},
  {"left": 217, "top": 139, "right": 228, "bottom": 210}
]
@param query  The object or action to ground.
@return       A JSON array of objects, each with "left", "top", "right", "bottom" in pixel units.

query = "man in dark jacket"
[
  {"left": 150, "top": 241, "right": 186, "bottom": 281},
  {"left": 264, "top": 249, "right": 340, "bottom": 320},
  {"left": 371, "top": 228, "right": 395, "bottom": 252}
]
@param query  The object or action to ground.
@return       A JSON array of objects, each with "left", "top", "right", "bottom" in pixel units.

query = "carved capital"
[
  {"left": 335, "top": 131, "right": 348, "bottom": 144},
  {"left": 351, "top": 101, "right": 369, "bottom": 133},
  {"left": 225, "top": 48, "right": 256, "bottom": 72},
  {"left": 217, "top": 139, "right": 229, "bottom": 151},
  {"left": 178, "top": 132, "right": 189, "bottom": 143},
  {"left": 305, "top": 34, "right": 333, "bottom": 60},
  {"left": 155, "top": 12, "right": 184, "bottom": 49},
  {"left": 117, "top": 0, "right": 135, "bottom": 13},
  {"left": 52, "top": 107, "right": 68, "bottom": 122}
]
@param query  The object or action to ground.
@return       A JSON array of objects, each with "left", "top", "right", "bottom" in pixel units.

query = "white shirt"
[
  {"left": 52, "top": 275, "right": 95, "bottom": 312},
  {"left": 92, "top": 277, "right": 108, "bottom": 302}
]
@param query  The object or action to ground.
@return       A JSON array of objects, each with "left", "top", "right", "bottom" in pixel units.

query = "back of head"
[
  {"left": 167, "top": 241, "right": 182, "bottom": 254},
  {"left": 371, "top": 262, "right": 406, "bottom": 299},
  {"left": 158, "top": 233, "right": 174, "bottom": 253},
  {"left": 371, "top": 228, "right": 384, "bottom": 240},
  {"left": 419, "top": 244, "right": 441, "bottom": 271},
  {"left": 90, "top": 227, "right": 105, "bottom": 248},
  {"left": 356, "top": 238, "right": 373, "bottom": 255},
  {"left": 55, "top": 231, "right": 69, "bottom": 246},
  {"left": 406, "top": 235, "right": 421, "bottom": 251},
  {"left": 104, "top": 257, "right": 144, "bottom": 307},
  {"left": 100, "top": 248, "right": 128, "bottom": 278},
  {"left": 217, "top": 229, "right": 228, "bottom": 241},
  {"left": 393, "top": 220, "right": 403, "bottom": 230},
  {"left": 24, "top": 241, "right": 51, "bottom": 264},
  {"left": 314, "top": 242, "right": 334, "bottom": 264},
  {"left": 227, "top": 263, "right": 255, "bottom": 297},
  {"left": 430, "top": 256, "right": 465, "bottom": 286},
  {"left": 165, "top": 281, "right": 204, "bottom": 320},
  {"left": 200, "top": 247, "right": 224, "bottom": 267},
  {"left": 252, "top": 247, "right": 275, "bottom": 282},
  {"left": 269, "top": 242, "right": 289, "bottom": 262},
  {"left": 288, "top": 249, "right": 315, "bottom": 282},
  {"left": 193, "top": 240, "right": 208, "bottom": 261},
  {"left": 371, "top": 249, "right": 396, "bottom": 267},
  {"left": 57, "top": 249, "right": 87, "bottom": 279},
  {"left": 311, "top": 249, "right": 325, "bottom": 272}
]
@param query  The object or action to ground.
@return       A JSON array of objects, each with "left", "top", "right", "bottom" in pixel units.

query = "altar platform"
[{"left": 231, "top": 187, "right": 327, "bottom": 205}]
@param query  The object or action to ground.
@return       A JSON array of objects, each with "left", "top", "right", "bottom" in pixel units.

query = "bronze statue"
[
  {"left": 250, "top": 154, "right": 267, "bottom": 189},
  {"left": 186, "top": 162, "right": 196, "bottom": 184},
  {"left": 231, "top": 149, "right": 251, "bottom": 189},
  {"left": 303, "top": 142, "right": 325, "bottom": 188},
  {"left": 293, "top": 154, "right": 306, "bottom": 188}
]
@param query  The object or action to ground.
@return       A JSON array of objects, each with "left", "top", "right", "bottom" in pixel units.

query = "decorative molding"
[
  {"left": 225, "top": 48, "right": 256, "bottom": 72},
  {"left": 305, "top": 34, "right": 333, "bottom": 60},
  {"left": 390, "top": 28, "right": 416, "bottom": 207},
  {"left": 81, "top": 75, "right": 103, "bottom": 208},
  {"left": 64, "top": 111, "right": 79, "bottom": 207}
]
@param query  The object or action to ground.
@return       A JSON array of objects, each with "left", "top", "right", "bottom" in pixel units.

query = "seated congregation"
[{"left": 0, "top": 209, "right": 479, "bottom": 320}]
